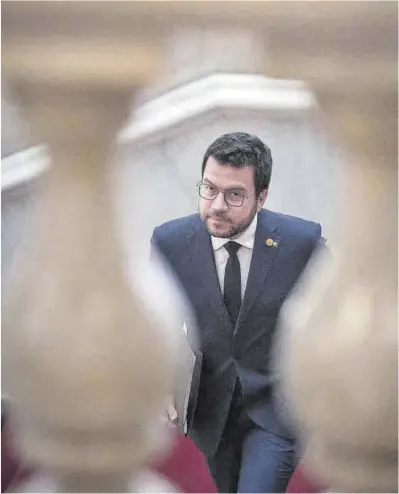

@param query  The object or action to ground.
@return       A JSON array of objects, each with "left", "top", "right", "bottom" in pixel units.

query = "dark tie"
[{"left": 224, "top": 241, "right": 241, "bottom": 325}]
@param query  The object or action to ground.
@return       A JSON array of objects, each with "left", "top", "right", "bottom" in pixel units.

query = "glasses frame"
[{"left": 197, "top": 181, "right": 252, "bottom": 208}]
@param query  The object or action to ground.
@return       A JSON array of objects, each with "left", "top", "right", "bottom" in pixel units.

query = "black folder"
[{"left": 174, "top": 326, "right": 202, "bottom": 434}]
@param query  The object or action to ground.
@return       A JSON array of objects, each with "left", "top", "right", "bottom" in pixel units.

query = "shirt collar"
[{"left": 211, "top": 213, "right": 258, "bottom": 251}]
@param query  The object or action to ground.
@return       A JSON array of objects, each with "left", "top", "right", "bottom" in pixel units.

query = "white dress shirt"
[{"left": 211, "top": 214, "right": 257, "bottom": 299}]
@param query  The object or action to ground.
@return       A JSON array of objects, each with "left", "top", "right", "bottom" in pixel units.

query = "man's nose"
[{"left": 211, "top": 191, "right": 228, "bottom": 211}]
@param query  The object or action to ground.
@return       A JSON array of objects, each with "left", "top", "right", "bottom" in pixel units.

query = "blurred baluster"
[{"left": 2, "top": 3, "right": 179, "bottom": 492}]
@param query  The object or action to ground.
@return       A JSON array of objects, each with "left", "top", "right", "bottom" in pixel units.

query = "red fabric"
[
  {"left": 153, "top": 432, "right": 216, "bottom": 493},
  {"left": 1, "top": 422, "right": 216, "bottom": 493},
  {"left": 5, "top": 418, "right": 327, "bottom": 494},
  {"left": 1, "top": 426, "right": 32, "bottom": 493},
  {"left": 286, "top": 464, "right": 324, "bottom": 493},
  {"left": 1, "top": 426, "right": 21, "bottom": 492}
]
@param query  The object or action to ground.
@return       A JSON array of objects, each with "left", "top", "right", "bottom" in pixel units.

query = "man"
[{"left": 151, "top": 132, "right": 322, "bottom": 493}]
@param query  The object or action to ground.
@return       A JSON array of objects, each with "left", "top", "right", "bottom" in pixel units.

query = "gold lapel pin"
[{"left": 266, "top": 238, "right": 279, "bottom": 248}]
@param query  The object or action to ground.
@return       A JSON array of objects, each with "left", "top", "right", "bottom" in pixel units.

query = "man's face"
[{"left": 199, "top": 156, "right": 267, "bottom": 238}]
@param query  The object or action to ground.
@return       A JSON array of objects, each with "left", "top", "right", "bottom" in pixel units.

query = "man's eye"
[
  {"left": 229, "top": 190, "right": 243, "bottom": 198},
  {"left": 205, "top": 185, "right": 216, "bottom": 192}
]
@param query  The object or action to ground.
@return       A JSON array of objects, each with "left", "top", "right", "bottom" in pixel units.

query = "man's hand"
[
  {"left": 163, "top": 396, "right": 178, "bottom": 426},
  {"left": 166, "top": 403, "right": 178, "bottom": 425}
]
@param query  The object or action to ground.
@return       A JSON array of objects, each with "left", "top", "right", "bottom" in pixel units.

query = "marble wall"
[
  {"left": 2, "top": 91, "right": 345, "bottom": 299},
  {"left": 2, "top": 180, "right": 39, "bottom": 294},
  {"left": 114, "top": 108, "right": 344, "bottom": 264}
]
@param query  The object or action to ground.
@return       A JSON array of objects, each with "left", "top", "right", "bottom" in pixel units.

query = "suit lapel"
[
  {"left": 235, "top": 209, "right": 281, "bottom": 332},
  {"left": 183, "top": 212, "right": 280, "bottom": 333},
  {"left": 186, "top": 215, "right": 230, "bottom": 321}
]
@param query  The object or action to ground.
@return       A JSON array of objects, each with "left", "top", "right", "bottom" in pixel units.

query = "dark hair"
[{"left": 201, "top": 132, "right": 272, "bottom": 195}]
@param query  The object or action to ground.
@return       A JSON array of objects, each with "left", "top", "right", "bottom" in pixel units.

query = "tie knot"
[{"left": 225, "top": 241, "right": 241, "bottom": 257}]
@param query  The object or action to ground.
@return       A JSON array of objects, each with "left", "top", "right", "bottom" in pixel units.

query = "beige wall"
[
  {"left": 114, "top": 108, "right": 343, "bottom": 266},
  {"left": 2, "top": 81, "right": 344, "bottom": 297}
]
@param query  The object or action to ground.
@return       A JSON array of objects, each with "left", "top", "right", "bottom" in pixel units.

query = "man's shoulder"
[
  {"left": 152, "top": 214, "right": 200, "bottom": 244},
  {"left": 261, "top": 209, "right": 321, "bottom": 236}
]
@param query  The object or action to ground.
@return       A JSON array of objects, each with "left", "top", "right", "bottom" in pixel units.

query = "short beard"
[{"left": 204, "top": 202, "right": 258, "bottom": 239}]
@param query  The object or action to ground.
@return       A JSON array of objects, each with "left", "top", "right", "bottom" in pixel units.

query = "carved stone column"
[
  {"left": 266, "top": 4, "right": 398, "bottom": 491},
  {"left": 2, "top": 4, "right": 178, "bottom": 492}
]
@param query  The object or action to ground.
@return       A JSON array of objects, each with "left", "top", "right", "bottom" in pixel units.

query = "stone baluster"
[
  {"left": 2, "top": 4, "right": 178, "bottom": 492},
  {"left": 266, "top": 5, "right": 397, "bottom": 491}
]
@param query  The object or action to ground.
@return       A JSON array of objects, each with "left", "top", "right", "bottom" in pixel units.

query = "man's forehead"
[{"left": 203, "top": 164, "right": 254, "bottom": 189}]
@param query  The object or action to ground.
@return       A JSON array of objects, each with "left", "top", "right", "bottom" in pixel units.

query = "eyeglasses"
[{"left": 198, "top": 181, "right": 252, "bottom": 207}]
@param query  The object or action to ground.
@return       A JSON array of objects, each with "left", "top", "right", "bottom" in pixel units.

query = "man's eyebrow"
[{"left": 203, "top": 178, "right": 247, "bottom": 190}]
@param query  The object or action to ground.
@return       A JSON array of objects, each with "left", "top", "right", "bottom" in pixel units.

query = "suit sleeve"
[
  {"left": 314, "top": 229, "right": 333, "bottom": 262},
  {"left": 310, "top": 223, "right": 332, "bottom": 259},
  {"left": 312, "top": 223, "right": 322, "bottom": 247},
  {"left": 149, "top": 227, "right": 202, "bottom": 434},
  {"left": 150, "top": 228, "right": 160, "bottom": 263}
]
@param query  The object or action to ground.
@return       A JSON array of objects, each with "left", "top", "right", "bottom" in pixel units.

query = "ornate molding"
[
  {"left": 1, "top": 145, "right": 49, "bottom": 190},
  {"left": 120, "top": 73, "right": 315, "bottom": 144},
  {"left": 2, "top": 72, "right": 315, "bottom": 190}
]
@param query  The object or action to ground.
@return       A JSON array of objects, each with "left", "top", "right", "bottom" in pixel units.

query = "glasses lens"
[
  {"left": 199, "top": 183, "right": 245, "bottom": 207},
  {"left": 199, "top": 183, "right": 217, "bottom": 199},
  {"left": 225, "top": 191, "right": 244, "bottom": 207}
]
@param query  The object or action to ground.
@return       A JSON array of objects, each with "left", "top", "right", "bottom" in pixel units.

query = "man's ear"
[{"left": 257, "top": 189, "right": 268, "bottom": 212}]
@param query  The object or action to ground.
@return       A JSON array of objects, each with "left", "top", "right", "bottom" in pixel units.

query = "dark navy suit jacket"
[{"left": 151, "top": 208, "right": 322, "bottom": 457}]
